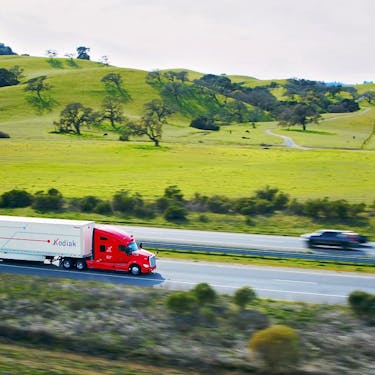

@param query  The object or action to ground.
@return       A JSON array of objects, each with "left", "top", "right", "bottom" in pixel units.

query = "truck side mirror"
[{"left": 139, "top": 242, "right": 143, "bottom": 249}]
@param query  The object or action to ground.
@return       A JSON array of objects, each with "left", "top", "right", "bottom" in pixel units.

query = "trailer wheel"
[
  {"left": 62, "top": 258, "right": 73, "bottom": 270},
  {"left": 129, "top": 264, "right": 141, "bottom": 276},
  {"left": 75, "top": 259, "right": 86, "bottom": 271}
]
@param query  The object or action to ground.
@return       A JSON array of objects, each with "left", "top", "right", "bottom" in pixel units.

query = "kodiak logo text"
[{"left": 53, "top": 239, "right": 77, "bottom": 247}]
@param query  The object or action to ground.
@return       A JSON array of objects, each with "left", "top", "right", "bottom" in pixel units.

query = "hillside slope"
[{"left": 1, "top": 55, "right": 374, "bottom": 149}]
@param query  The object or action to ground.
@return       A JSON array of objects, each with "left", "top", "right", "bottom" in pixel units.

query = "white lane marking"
[
  {"left": 157, "top": 259, "right": 375, "bottom": 279},
  {"left": 158, "top": 279, "right": 346, "bottom": 298},
  {"left": 273, "top": 279, "right": 317, "bottom": 285}
]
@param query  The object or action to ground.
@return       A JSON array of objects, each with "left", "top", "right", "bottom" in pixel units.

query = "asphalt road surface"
[
  {"left": 1, "top": 258, "right": 375, "bottom": 305},
  {"left": 122, "top": 225, "right": 375, "bottom": 263}
]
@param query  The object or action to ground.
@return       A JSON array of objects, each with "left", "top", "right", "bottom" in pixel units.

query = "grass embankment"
[{"left": 0, "top": 273, "right": 374, "bottom": 375}]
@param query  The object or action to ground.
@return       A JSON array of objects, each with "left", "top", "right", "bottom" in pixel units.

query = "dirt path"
[{"left": 266, "top": 129, "right": 309, "bottom": 149}]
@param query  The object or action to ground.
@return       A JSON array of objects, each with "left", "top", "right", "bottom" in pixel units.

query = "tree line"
[{"left": 0, "top": 186, "right": 371, "bottom": 224}]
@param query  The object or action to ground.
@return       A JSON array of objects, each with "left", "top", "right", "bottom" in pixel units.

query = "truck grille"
[{"left": 149, "top": 255, "right": 156, "bottom": 267}]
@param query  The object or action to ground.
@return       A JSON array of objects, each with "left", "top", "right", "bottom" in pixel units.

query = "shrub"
[
  {"left": 112, "top": 190, "right": 144, "bottom": 215},
  {"left": 206, "top": 195, "right": 232, "bottom": 214},
  {"left": 348, "top": 290, "right": 375, "bottom": 318},
  {"left": 78, "top": 195, "right": 101, "bottom": 212},
  {"left": 94, "top": 200, "right": 113, "bottom": 215},
  {"left": 191, "top": 283, "right": 217, "bottom": 305},
  {"left": 190, "top": 115, "right": 219, "bottom": 131},
  {"left": 165, "top": 291, "right": 197, "bottom": 314},
  {"left": 164, "top": 204, "right": 187, "bottom": 221},
  {"left": 0, "top": 189, "right": 33, "bottom": 208},
  {"left": 249, "top": 324, "right": 299, "bottom": 373},
  {"left": 233, "top": 286, "right": 257, "bottom": 310},
  {"left": 32, "top": 189, "right": 64, "bottom": 212}
]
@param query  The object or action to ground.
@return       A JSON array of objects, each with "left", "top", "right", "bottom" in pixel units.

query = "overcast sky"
[{"left": 1, "top": 0, "right": 374, "bottom": 83}]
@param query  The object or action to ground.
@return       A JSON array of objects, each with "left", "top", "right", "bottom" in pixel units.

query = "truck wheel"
[
  {"left": 129, "top": 264, "right": 141, "bottom": 276},
  {"left": 75, "top": 259, "right": 86, "bottom": 271},
  {"left": 62, "top": 258, "right": 73, "bottom": 270}
]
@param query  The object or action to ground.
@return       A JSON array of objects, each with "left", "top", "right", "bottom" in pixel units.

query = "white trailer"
[{"left": 0, "top": 216, "right": 94, "bottom": 263}]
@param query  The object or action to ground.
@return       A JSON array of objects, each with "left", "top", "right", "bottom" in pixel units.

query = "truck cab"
[{"left": 85, "top": 225, "right": 156, "bottom": 275}]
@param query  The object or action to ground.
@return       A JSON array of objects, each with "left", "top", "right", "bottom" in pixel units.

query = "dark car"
[{"left": 301, "top": 229, "right": 368, "bottom": 249}]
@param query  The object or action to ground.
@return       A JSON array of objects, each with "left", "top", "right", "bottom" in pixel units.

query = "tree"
[
  {"left": 46, "top": 49, "right": 57, "bottom": 58},
  {"left": 54, "top": 102, "right": 97, "bottom": 135},
  {"left": 0, "top": 68, "right": 19, "bottom": 87},
  {"left": 278, "top": 103, "right": 320, "bottom": 131},
  {"left": 77, "top": 46, "right": 90, "bottom": 60},
  {"left": 24, "top": 76, "right": 51, "bottom": 101},
  {"left": 9, "top": 65, "right": 24, "bottom": 81},
  {"left": 362, "top": 90, "right": 375, "bottom": 104},
  {"left": 24, "top": 75, "right": 56, "bottom": 112},
  {"left": 144, "top": 99, "right": 175, "bottom": 122},
  {"left": 101, "top": 96, "right": 125, "bottom": 129},
  {"left": 127, "top": 116, "right": 162, "bottom": 146},
  {"left": 161, "top": 82, "right": 187, "bottom": 101},
  {"left": 0, "top": 42, "right": 16, "bottom": 55},
  {"left": 101, "top": 73, "right": 130, "bottom": 101},
  {"left": 145, "top": 70, "right": 163, "bottom": 85},
  {"left": 126, "top": 100, "right": 174, "bottom": 146}
]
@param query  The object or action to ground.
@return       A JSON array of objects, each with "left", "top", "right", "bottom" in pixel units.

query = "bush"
[
  {"left": 165, "top": 292, "right": 197, "bottom": 314},
  {"left": 78, "top": 196, "right": 101, "bottom": 212},
  {"left": 233, "top": 286, "right": 257, "bottom": 310},
  {"left": 112, "top": 190, "right": 144, "bottom": 215},
  {"left": 190, "top": 115, "right": 219, "bottom": 131},
  {"left": 206, "top": 195, "right": 232, "bottom": 214},
  {"left": 32, "top": 189, "right": 64, "bottom": 212},
  {"left": 164, "top": 204, "right": 187, "bottom": 221},
  {"left": 94, "top": 200, "right": 113, "bottom": 215},
  {"left": 348, "top": 290, "right": 375, "bottom": 318},
  {"left": 0, "top": 189, "right": 33, "bottom": 208},
  {"left": 191, "top": 283, "right": 217, "bottom": 305},
  {"left": 249, "top": 324, "right": 299, "bottom": 373}
]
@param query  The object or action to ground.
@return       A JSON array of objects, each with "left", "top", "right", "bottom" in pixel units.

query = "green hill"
[
  {"left": 1, "top": 55, "right": 374, "bottom": 148},
  {"left": 0, "top": 55, "right": 374, "bottom": 208}
]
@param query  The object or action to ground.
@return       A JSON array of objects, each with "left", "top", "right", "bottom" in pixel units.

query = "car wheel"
[{"left": 307, "top": 240, "right": 315, "bottom": 249}]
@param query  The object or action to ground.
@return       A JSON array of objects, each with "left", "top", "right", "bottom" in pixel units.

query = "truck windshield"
[
  {"left": 119, "top": 242, "right": 138, "bottom": 254},
  {"left": 127, "top": 242, "right": 138, "bottom": 253}
]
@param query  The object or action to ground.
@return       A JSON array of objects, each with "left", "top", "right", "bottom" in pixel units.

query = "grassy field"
[
  {"left": 1, "top": 138, "right": 374, "bottom": 203},
  {"left": 1, "top": 56, "right": 374, "bottom": 218}
]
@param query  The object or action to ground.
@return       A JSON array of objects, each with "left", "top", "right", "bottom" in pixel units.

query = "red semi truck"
[{"left": 0, "top": 215, "right": 156, "bottom": 275}]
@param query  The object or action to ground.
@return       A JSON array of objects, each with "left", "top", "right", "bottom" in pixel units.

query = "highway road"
[
  {"left": 1, "top": 225, "right": 374, "bottom": 305},
  {"left": 122, "top": 225, "right": 375, "bottom": 263},
  {"left": 1, "top": 258, "right": 375, "bottom": 305}
]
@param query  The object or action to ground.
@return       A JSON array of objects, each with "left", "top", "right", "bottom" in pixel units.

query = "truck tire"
[
  {"left": 75, "top": 259, "right": 86, "bottom": 270},
  {"left": 129, "top": 264, "right": 141, "bottom": 276},
  {"left": 62, "top": 258, "right": 73, "bottom": 270}
]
